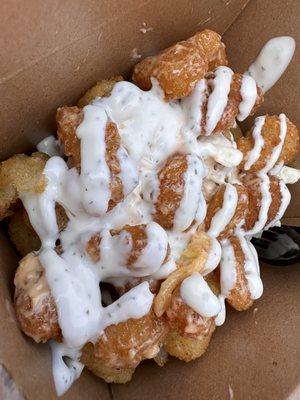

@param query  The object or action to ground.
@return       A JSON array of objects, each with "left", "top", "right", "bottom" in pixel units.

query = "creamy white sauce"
[
  {"left": 264, "top": 180, "right": 291, "bottom": 230},
  {"left": 237, "top": 235, "right": 263, "bottom": 300},
  {"left": 207, "top": 183, "right": 238, "bottom": 237},
  {"left": 260, "top": 114, "right": 287, "bottom": 173},
  {"left": 274, "top": 165, "right": 300, "bottom": 184},
  {"left": 215, "top": 295, "right": 226, "bottom": 326},
  {"left": 244, "top": 116, "right": 266, "bottom": 170},
  {"left": 180, "top": 273, "right": 221, "bottom": 317},
  {"left": 202, "top": 236, "right": 222, "bottom": 275},
  {"left": 37, "top": 135, "right": 62, "bottom": 157},
  {"left": 237, "top": 74, "right": 257, "bottom": 121},
  {"left": 244, "top": 174, "right": 272, "bottom": 235},
  {"left": 247, "top": 36, "right": 296, "bottom": 92},
  {"left": 219, "top": 239, "right": 237, "bottom": 297},
  {"left": 173, "top": 155, "right": 206, "bottom": 231},
  {"left": 206, "top": 66, "right": 233, "bottom": 135}
]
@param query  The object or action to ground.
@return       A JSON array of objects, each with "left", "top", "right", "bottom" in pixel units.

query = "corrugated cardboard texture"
[{"left": 0, "top": 0, "right": 299, "bottom": 399}]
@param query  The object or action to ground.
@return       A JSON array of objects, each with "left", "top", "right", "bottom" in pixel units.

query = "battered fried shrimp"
[
  {"left": 56, "top": 107, "right": 137, "bottom": 210},
  {"left": 0, "top": 153, "right": 48, "bottom": 220},
  {"left": 220, "top": 235, "right": 263, "bottom": 311},
  {"left": 77, "top": 76, "right": 123, "bottom": 107},
  {"left": 182, "top": 70, "right": 263, "bottom": 137},
  {"left": 205, "top": 183, "right": 248, "bottom": 239},
  {"left": 89, "top": 311, "right": 168, "bottom": 369},
  {"left": 81, "top": 343, "right": 135, "bottom": 383},
  {"left": 86, "top": 223, "right": 169, "bottom": 274},
  {"left": 133, "top": 29, "right": 227, "bottom": 100},
  {"left": 165, "top": 287, "right": 215, "bottom": 338},
  {"left": 154, "top": 230, "right": 210, "bottom": 317},
  {"left": 237, "top": 115, "right": 300, "bottom": 172},
  {"left": 149, "top": 154, "right": 205, "bottom": 231},
  {"left": 163, "top": 322, "right": 215, "bottom": 362},
  {"left": 243, "top": 174, "right": 290, "bottom": 233},
  {"left": 14, "top": 253, "right": 61, "bottom": 343}
]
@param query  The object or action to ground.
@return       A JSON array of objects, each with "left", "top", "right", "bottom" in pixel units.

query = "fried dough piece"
[
  {"left": 242, "top": 174, "right": 282, "bottom": 232},
  {"left": 56, "top": 107, "right": 135, "bottom": 210},
  {"left": 151, "top": 154, "right": 205, "bottom": 231},
  {"left": 164, "top": 322, "right": 215, "bottom": 362},
  {"left": 0, "top": 153, "right": 48, "bottom": 220},
  {"left": 14, "top": 253, "right": 61, "bottom": 343},
  {"left": 205, "top": 183, "right": 248, "bottom": 239},
  {"left": 154, "top": 230, "right": 210, "bottom": 317},
  {"left": 237, "top": 115, "right": 300, "bottom": 172},
  {"left": 81, "top": 343, "right": 134, "bottom": 383},
  {"left": 154, "top": 155, "right": 187, "bottom": 230},
  {"left": 220, "top": 235, "right": 262, "bottom": 311},
  {"left": 165, "top": 287, "right": 215, "bottom": 338},
  {"left": 133, "top": 29, "right": 227, "bottom": 100},
  {"left": 90, "top": 311, "right": 168, "bottom": 369},
  {"left": 77, "top": 76, "right": 123, "bottom": 107}
]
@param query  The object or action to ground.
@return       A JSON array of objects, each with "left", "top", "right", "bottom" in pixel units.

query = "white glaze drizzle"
[
  {"left": 37, "top": 135, "right": 62, "bottom": 157},
  {"left": 219, "top": 239, "right": 237, "bottom": 297},
  {"left": 202, "top": 236, "right": 222, "bottom": 276},
  {"left": 247, "top": 36, "right": 296, "bottom": 92},
  {"left": 274, "top": 165, "right": 300, "bottom": 184}
]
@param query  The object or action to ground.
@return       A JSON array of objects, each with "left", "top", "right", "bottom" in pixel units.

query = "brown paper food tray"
[{"left": 0, "top": 0, "right": 299, "bottom": 399}]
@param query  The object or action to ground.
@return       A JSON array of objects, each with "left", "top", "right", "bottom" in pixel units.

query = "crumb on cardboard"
[
  {"left": 131, "top": 48, "right": 142, "bottom": 61},
  {"left": 140, "top": 22, "right": 153, "bottom": 34}
]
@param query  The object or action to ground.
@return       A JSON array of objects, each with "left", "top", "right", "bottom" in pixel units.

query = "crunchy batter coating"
[
  {"left": 77, "top": 76, "right": 123, "bottom": 107},
  {"left": 205, "top": 184, "right": 249, "bottom": 239},
  {"left": 56, "top": 107, "right": 126, "bottom": 210},
  {"left": 243, "top": 174, "right": 281, "bottom": 232},
  {"left": 90, "top": 310, "right": 168, "bottom": 369},
  {"left": 154, "top": 155, "right": 188, "bottom": 230},
  {"left": 238, "top": 115, "right": 300, "bottom": 172},
  {"left": 0, "top": 153, "right": 48, "bottom": 220},
  {"left": 81, "top": 343, "right": 135, "bottom": 383},
  {"left": 14, "top": 253, "right": 61, "bottom": 343},
  {"left": 133, "top": 29, "right": 227, "bottom": 100},
  {"left": 163, "top": 322, "right": 215, "bottom": 362},
  {"left": 224, "top": 236, "right": 253, "bottom": 311}
]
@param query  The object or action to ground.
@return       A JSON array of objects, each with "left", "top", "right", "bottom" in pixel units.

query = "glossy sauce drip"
[
  {"left": 207, "top": 184, "right": 238, "bottom": 237},
  {"left": 247, "top": 36, "right": 296, "bottom": 92},
  {"left": 180, "top": 273, "right": 221, "bottom": 317},
  {"left": 237, "top": 74, "right": 258, "bottom": 121},
  {"left": 219, "top": 239, "right": 237, "bottom": 297},
  {"left": 244, "top": 116, "right": 266, "bottom": 170},
  {"left": 264, "top": 180, "right": 291, "bottom": 230}
]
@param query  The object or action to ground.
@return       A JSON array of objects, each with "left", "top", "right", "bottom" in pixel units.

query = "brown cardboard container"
[{"left": 0, "top": 0, "right": 299, "bottom": 399}]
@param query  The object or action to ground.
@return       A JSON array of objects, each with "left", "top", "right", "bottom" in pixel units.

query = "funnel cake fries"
[{"left": 0, "top": 29, "right": 299, "bottom": 396}]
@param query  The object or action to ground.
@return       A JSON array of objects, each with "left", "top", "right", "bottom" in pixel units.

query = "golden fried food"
[
  {"left": 154, "top": 230, "right": 210, "bottom": 317},
  {"left": 209, "top": 73, "right": 263, "bottom": 135},
  {"left": 154, "top": 155, "right": 187, "bottom": 230},
  {"left": 77, "top": 76, "right": 123, "bottom": 107},
  {"left": 163, "top": 322, "right": 215, "bottom": 362},
  {"left": 133, "top": 29, "right": 227, "bottom": 100},
  {"left": 0, "top": 153, "right": 48, "bottom": 220},
  {"left": 14, "top": 253, "right": 61, "bottom": 343},
  {"left": 205, "top": 183, "right": 248, "bottom": 239},
  {"left": 220, "top": 235, "right": 263, "bottom": 311},
  {"left": 165, "top": 287, "right": 215, "bottom": 338},
  {"left": 8, "top": 209, "right": 41, "bottom": 256},
  {"left": 56, "top": 107, "right": 128, "bottom": 210},
  {"left": 81, "top": 343, "right": 135, "bottom": 384},
  {"left": 237, "top": 115, "right": 300, "bottom": 172},
  {"left": 91, "top": 310, "right": 168, "bottom": 369},
  {"left": 243, "top": 174, "right": 282, "bottom": 232}
]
